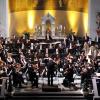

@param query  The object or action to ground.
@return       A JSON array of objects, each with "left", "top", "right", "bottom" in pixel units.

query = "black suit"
[
  {"left": 47, "top": 59, "right": 55, "bottom": 86},
  {"left": 28, "top": 67, "right": 38, "bottom": 88}
]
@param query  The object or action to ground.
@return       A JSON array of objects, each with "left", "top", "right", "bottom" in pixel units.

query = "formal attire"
[{"left": 47, "top": 59, "right": 55, "bottom": 86}]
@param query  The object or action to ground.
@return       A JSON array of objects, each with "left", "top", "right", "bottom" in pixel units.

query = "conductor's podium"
[{"left": 42, "top": 85, "right": 61, "bottom": 92}]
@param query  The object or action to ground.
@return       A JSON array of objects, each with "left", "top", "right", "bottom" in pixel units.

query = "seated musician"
[
  {"left": 63, "top": 65, "right": 74, "bottom": 87},
  {"left": 28, "top": 62, "right": 39, "bottom": 88},
  {"left": 20, "top": 53, "right": 27, "bottom": 67},
  {"left": 54, "top": 55, "right": 63, "bottom": 72},
  {"left": 6, "top": 53, "right": 15, "bottom": 64},
  {"left": 6, "top": 53, "right": 16, "bottom": 72},
  {"left": 48, "top": 44, "right": 56, "bottom": 56}
]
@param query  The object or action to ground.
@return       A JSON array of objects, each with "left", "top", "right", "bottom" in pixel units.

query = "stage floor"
[
  {"left": 12, "top": 76, "right": 82, "bottom": 95},
  {"left": 5, "top": 76, "right": 93, "bottom": 100}
]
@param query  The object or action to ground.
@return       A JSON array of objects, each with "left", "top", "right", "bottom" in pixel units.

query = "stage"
[
  {"left": 4, "top": 76, "right": 93, "bottom": 100},
  {"left": 6, "top": 85, "right": 93, "bottom": 100}
]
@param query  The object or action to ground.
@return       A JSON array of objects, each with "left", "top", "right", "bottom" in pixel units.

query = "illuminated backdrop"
[
  {"left": 9, "top": 0, "right": 88, "bottom": 12},
  {"left": 9, "top": 0, "right": 88, "bottom": 36}
]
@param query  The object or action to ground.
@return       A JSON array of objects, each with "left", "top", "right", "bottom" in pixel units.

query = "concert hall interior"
[{"left": 0, "top": 0, "right": 100, "bottom": 100}]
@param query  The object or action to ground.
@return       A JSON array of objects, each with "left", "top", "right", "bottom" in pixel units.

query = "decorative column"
[
  {"left": 0, "top": 0, "right": 9, "bottom": 37},
  {"left": 96, "top": 12, "right": 100, "bottom": 41},
  {"left": 88, "top": 0, "right": 100, "bottom": 41},
  {"left": 51, "top": 24, "right": 55, "bottom": 37},
  {"left": 42, "top": 24, "right": 45, "bottom": 36}
]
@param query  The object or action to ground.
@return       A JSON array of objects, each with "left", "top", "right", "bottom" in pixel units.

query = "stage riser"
[
  {"left": 13, "top": 93, "right": 83, "bottom": 96},
  {"left": 5, "top": 93, "right": 93, "bottom": 100},
  {"left": 2, "top": 92, "right": 93, "bottom": 100},
  {"left": 0, "top": 97, "right": 4, "bottom": 100},
  {"left": 5, "top": 96, "right": 90, "bottom": 100}
]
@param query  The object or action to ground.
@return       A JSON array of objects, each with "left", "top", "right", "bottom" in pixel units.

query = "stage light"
[
  {"left": 83, "top": 13, "right": 88, "bottom": 35},
  {"left": 67, "top": 11, "right": 79, "bottom": 33},
  {"left": 27, "top": 10, "right": 35, "bottom": 30}
]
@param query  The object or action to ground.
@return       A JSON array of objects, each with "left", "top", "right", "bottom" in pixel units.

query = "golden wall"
[
  {"left": 9, "top": 10, "right": 88, "bottom": 36},
  {"left": 9, "top": 0, "right": 88, "bottom": 12},
  {"left": 9, "top": 0, "right": 88, "bottom": 37}
]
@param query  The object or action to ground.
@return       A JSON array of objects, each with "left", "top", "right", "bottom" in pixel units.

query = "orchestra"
[{"left": 0, "top": 34, "right": 99, "bottom": 92}]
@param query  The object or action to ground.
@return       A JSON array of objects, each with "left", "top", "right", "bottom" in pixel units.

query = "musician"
[
  {"left": 0, "top": 44, "right": 6, "bottom": 62},
  {"left": 28, "top": 62, "right": 39, "bottom": 88},
  {"left": 13, "top": 63, "right": 23, "bottom": 88},
  {"left": 6, "top": 53, "right": 15, "bottom": 78},
  {"left": 63, "top": 67, "right": 69, "bottom": 87},
  {"left": 25, "top": 39, "right": 31, "bottom": 50},
  {"left": 80, "top": 66, "right": 90, "bottom": 91},
  {"left": 48, "top": 44, "right": 56, "bottom": 56},
  {"left": 43, "top": 54, "right": 49, "bottom": 66},
  {"left": 8, "top": 40, "right": 14, "bottom": 53},
  {"left": 4, "top": 38, "right": 9, "bottom": 51},
  {"left": 30, "top": 43, "right": 35, "bottom": 52},
  {"left": 26, "top": 49, "right": 32, "bottom": 63},
  {"left": 54, "top": 55, "right": 63, "bottom": 72},
  {"left": 0, "top": 58, "right": 7, "bottom": 78},
  {"left": 6, "top": 54, "right": 15, "bottom": 91},
  {"left": 17, "top": 39, "right": 22, "bottom": 49},
  {"left": 65, "top": 36, "right": 70, "bottom": 48},
  {"left": 47, "top": 57, "right": 56, "bottom": 86},
  {"left": 58, "top": 43, "right": 65, "bottom": 58},
  {"left": 6, "top": 52, "right": 15, "bottom": 63},
  {"left": 63, "top": 65, "right": 74, "bottom": 87},
  {"left": 83, "top": 34, "right": 89, "bottom": 42},
  {"left": 20, "top": 53, "right": 27, "bottom": 67},
  {"left": 83, "top": 42, "right": 89, "bottom": 56}
]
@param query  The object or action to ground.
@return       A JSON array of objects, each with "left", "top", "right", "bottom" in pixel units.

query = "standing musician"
[
  {"left": 0, "top": 43, "right": 7, "bottom": 62},
  {"left": 28, "top": 62, "right": 39, "bottom": 88},
  {"left": 13, "top": 63, "right": 23, "bottom": 88},
  {"left": 0, "top": 58, "right": 7, "bottom": 79},
  {"left": 63, "top": 64, "right": 74, "bottom": 87},
  {"left": 6, "top": 53, "right": 15, "bottom": 91},
  {"left": 19, "top": 53, "right": 29, "bottom": 83}
]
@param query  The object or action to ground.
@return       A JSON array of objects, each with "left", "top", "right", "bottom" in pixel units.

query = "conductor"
[{"left": 47, "top": 57, "right": 55, "bottom": 86}]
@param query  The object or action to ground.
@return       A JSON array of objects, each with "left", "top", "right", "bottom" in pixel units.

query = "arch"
[{"left": 41, "top": 13, "right": 55, "bottom": 37}]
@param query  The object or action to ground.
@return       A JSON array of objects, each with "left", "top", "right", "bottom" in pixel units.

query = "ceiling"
[{"left": 9, "top": 0, "right": 88, "bottom": 12}]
